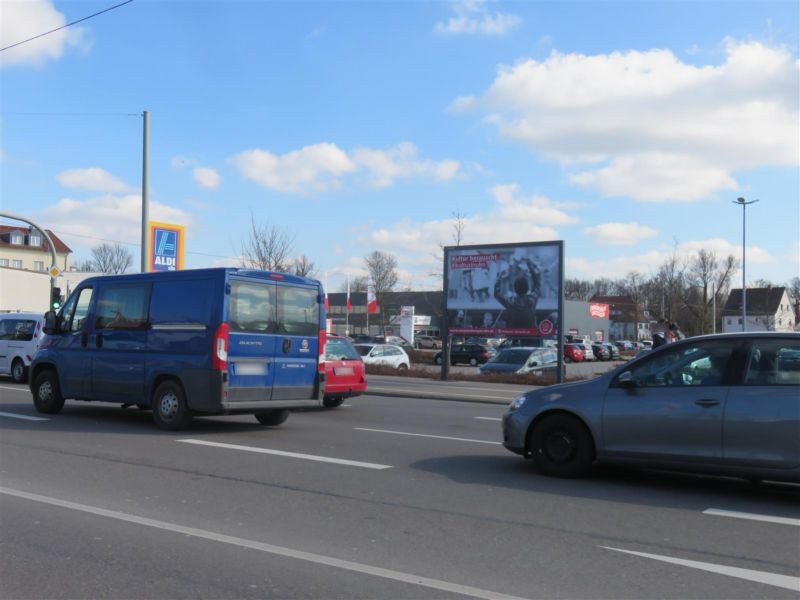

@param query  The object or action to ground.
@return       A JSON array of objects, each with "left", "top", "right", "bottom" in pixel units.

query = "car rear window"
[
  {"left": 355, "top": 345, "right": 372, "bottom": 356},
  {"left": 326, "top": 338, "right": 360, "bottom": 360}
]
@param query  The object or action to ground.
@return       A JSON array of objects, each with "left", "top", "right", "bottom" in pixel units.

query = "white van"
[{"left": 0, "top": 312, "right": 46, "bottom": 383}]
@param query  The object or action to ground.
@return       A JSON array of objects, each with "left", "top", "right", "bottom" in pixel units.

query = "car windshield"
[{"left": 355, "top": 345, "right": 373, "bottom": 357}]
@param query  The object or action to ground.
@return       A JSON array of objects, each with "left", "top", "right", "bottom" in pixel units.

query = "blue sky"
[{"left": 2, "top": 0, "right": 798, "bottom": 291}]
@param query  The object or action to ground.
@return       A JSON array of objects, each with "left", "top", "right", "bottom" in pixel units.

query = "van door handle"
[
  {"left": 80, "top": 333, "right": 88, "bottom": 348},
  {"left": 695, "top": 399, "right": 720, "bottom": 407},
  {"left": 95, "top": 334, "right": 103, "bottom": 349},
  {"left": 282, "top": 338, "right": 291, "bottom": 353}
]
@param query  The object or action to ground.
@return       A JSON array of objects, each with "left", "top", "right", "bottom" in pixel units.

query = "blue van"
[{"left": 30, "top": 268, "right": 326, "bottom": 430}]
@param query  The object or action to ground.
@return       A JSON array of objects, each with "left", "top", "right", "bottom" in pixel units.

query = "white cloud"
[
  {"left": 1, "top": 0, "right": 88, "bottom": 68},
  {"left": 353, "top": 142, "right": 460, "bottom": 188},
  {"left": 456, "top": 40, "right": 799, "bottom": 202},
  {"left": 230, "top": 142, "right": 460, "bottom": 195},
  {"left": 584, "top": 222, "right": 658, "bottom": 246},
  {"left": 39, "top": 194, "right": 195, "bottom": 254},
  {"left": 193, "top": 167, "right": 221, "bottom": 189},
  {"left": 361, "top": 185, "right": 573, "bottom": 266},
  {"left": 56, "top": 168, "right": 132, "bottom": 193},
  {"left": 434, "top": 1, "right": 520, "bottom": 36}
]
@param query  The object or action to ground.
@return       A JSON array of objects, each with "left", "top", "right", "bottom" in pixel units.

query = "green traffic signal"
[{"left": 51, "top": 287, "right": 62, "bottom": 310}]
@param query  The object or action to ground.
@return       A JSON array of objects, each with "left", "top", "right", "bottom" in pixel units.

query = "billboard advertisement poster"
[
  {"left": 148, "top": 221, "right": 185, "bottom": 272},
  {"left": 444, "top": 241, "right": 563, "bottom": 337}
]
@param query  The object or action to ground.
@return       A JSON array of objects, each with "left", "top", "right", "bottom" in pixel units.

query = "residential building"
[
  {"left": 0, "top": 226, "right": 72, "bottom": 272},
  {"left": 721, "top": 286, "right": 795, "bottom": 332}
]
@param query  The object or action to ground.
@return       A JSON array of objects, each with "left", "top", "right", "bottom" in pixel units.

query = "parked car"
[
  {"left": 479, "top": 347, "right": 558, "bottom": 376},
  {"left": 433, "top": 344, "right": 492, "bottom": 366},
  {"left": 590, "top": 343, "right": 610, "bottom": 361},
  {"left": 614, "top": 340, "right": 635, "bottom": 352},
  {"left": 414, "top": 335, "right": 442, "bottom": 349},
  {"left": 498, "top": 337, "right": 553, "bottom": 349},
  {"left": 564, "top": 343, "right": 585, "bottom": 363},
  {"left": 29, "top": 268, "right": 326, "bottom": 430},
  {"left": 502, "top": 332, "right": 800, "bottom": 482},
  {"left": 580, "top": 342, "right": 596, "bottom": 361},
  {"left": 323, "top": 334, "right": 367, "bottom": 408},
  {"left": 601, "top": 342, "right": 621, "bottom": 361},
  {"left": 355, "top": 343, "right": 410, "bottom": 370},
  {"left": 0, "top": 312, "right": 46, "bottom": 383},
  {"left": 353, "top": 335, "right": 413, "bottom": 352}
]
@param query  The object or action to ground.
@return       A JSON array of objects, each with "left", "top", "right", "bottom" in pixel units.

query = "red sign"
[
  {"left": 538, "top": 319, "right": 555, "bottom": 335},
  {"left": 589, "top": 303, "right": 609, "bottom": 318}
]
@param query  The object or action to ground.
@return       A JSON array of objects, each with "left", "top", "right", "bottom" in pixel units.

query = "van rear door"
[
  {"left": 227, "top": 278, "right": 278, "bottom": 402},
  {"left": 273, "top": 283, "right": 321, "bottom": 400}
]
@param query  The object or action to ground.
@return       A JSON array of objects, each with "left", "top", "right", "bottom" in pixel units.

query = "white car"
[
  {"left": 354, "top": 343, "right": 410, "bottom": 370},
  {"left": 0, "top": 312, "right": 46, "bottom": 383},
  {"left": 580, "top": 342, "right": 596, "bottom": 361}
]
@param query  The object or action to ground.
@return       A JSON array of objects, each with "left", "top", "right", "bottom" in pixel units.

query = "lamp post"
[{"left": 733, "top": 197, "right": 759, "bottom": 331}]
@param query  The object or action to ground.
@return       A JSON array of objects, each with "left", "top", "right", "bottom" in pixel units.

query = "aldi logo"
[{"left": 148, "top": 221, "right": 185, "bottom": 272}]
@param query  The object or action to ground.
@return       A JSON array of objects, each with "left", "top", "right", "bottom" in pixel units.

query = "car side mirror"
[
  {"left": 617, "top": 371, "right": 636, "bottom": 389},
  {"left": 43, "top": 310, "right": 58, "bottom": 335},
  {"left": 529, "top": 361, "right": 538, "bottom": 366}
]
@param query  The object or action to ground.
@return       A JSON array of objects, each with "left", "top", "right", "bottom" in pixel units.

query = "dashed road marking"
[
  {"left": 176, "top": 439, "right": 392, "bottom": 470},
  {"left": 602, "top": 546, "right": 800, "bottom": 592},
  {"left": 0, "top": 486, "right": 528, "bottom": 600},
  {"left": 703, "top": 508, "right": 800, "bottom": 527},
  {"left": 474, "top": 417, "right": 502, "bottom": 422},
  {"left": 0, "top": 385, "right": 30, "bottom": 393},
  {"left": 0, "top": 411, "right": 48, "bottom": 421},
  {"left": 355, "top": 427, "right": 502, "bottom": 445}
]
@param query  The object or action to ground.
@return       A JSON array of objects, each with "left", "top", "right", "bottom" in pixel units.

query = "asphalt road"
[{"left": 1, "top": 378, "right": 798, "bottom": 599}]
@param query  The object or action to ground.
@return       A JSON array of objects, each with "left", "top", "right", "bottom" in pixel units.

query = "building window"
[
  {"left": 0, "top": 259, "right": 8, "bottom": 267},
  {"left": 33, "top": 261, "right": 44, "bottom": 271},
  {"left": 10, "top": 232, "right": 23, "bottom": 245},
  {"left": 29, "top": 234, "right": 42, "bottom": 246},
  {"left": 11, "top": 259, "right": 22, "bottom": 269},
  {"left": 738, "top": 317, "right": 742, "bottom": 324}
]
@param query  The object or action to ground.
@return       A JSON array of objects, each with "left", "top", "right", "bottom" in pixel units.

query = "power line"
[{"left": 1, "top": 0, "right": 134, "bottom": 53}]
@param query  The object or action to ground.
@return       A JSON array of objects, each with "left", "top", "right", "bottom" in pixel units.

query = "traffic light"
[{"left": 51, "top": 287, "right": 62, "bottom": 310}]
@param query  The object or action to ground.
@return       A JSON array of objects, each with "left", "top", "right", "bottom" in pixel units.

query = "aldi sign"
[{"left": 148, "top": 221, "right": 185, "bottom": 272}]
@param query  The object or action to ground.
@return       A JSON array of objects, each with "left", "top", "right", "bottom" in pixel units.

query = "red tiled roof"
[{"left": 0, "top": 225, "right": 72, "bottom": 254}]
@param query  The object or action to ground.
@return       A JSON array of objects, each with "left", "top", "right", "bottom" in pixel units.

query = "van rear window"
[
  {"left": 0, "top": 319, "right": 35, "bottom": 341},
  {"left": 277, "top": 286, "right": 319, "bottom": 336},
  {"left": 230, "top": 281, "right": 277, "bottom": 333}
]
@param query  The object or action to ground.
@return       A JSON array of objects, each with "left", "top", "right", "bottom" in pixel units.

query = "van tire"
[
  {"left": 152, "top": 381, "right": 191, "bottom": 431},
  {"left": 323, "top": 396, "right": 344, "bottom": 408},
  {"left": 33, "top": 370, "right": 65, "bottom": 414},
  {"left": 11, "top": 359, "right": 27, "bottom": 384},
  {"left": 255, "top": 409, "right": 289, "bottom": 426}
]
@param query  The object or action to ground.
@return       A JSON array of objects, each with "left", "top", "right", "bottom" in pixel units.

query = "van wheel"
[
  {"left": 152, "top": 381, "right": 191, "bottom": 431},
  {"left": 33, "top": 370, "right": 65, "bottom": 414},
  {"left": 11, "top": 359, "right": 27, "bottom": 383},
  {"left": 255, "top": 409, "right": 289, "bottom": 426},
  {"left": 528, "top": 414, "right": 594, "bottom": 478},
  {"left": 323, "top": 396, "right": 344, "bottom": 409}
]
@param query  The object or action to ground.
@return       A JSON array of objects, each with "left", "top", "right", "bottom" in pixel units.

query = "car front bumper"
[{"left": 502, "top": 410, "right": 530, "bottom": 455}]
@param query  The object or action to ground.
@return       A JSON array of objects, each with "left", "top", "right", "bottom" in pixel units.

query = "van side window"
[
  {"left": 62, "top": 287, "right": 94, "bottom": 332},
  {"left": 230, "top": 281, "right": 276, "bottom": 333},
  {"left": 95, "top": 285, "right": 150, "bottom": 330},
  {"left": 277, "top": 286, "right": 319, "bottom": 336}
]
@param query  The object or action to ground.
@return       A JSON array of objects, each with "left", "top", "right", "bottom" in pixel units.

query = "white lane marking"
[
  {"left": 474, "top": 417, "right": 502, "bottom": 422},
  {"left": 355, "top": 427, "right": 502, "bottom": 446},
  {"left": 703, "top": 509, "right": 800, "bottom": 527},
  {"left": 0, "top": 411, "right": 48, "bottom": 421},
  {"left": 0, "top": 385, "right": 30, "bottom": 393},
  {"left": 176, "top": 439, "right": 392, "bottom": 470},
  {"left": 0, "top": 487, "right": 527, "bottom": 600},
  {"left": 367, "top": 386, "right": 514, "bottom": 401},
  {"left": 602, "top": 546, "right": 800, "bottom": 592}
]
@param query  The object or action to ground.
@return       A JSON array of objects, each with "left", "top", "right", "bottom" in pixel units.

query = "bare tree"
[
  {"left": 338, "top": 276, "right": 368, "bottom": 293},
  {"left": 90, "top": 243, "right": 133, "bottom": 274},
  {"left": 74, "top": 258, "right": 96, "bottom": 272},
  {"left": 365, "top": 250, "right": 399, "bottom": 333},
  {"left": 241, "top": 213, "right": 295, "bottom": 272},
  {"left": 684, "top": 250, "right": 738, "bottom": 334},
  {"left": 292, "top": 255, "right": 316, "bottom": 278},
  {"left": 786, "top": 277, "right": 800, "bottom": 326},
  {"left": 430, "top": 208, "right": 468, "bottom": 280}
]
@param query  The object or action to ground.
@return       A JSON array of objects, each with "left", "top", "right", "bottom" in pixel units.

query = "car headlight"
[{"left": 508, "top": 394, "right": 527, "bottom": 412}]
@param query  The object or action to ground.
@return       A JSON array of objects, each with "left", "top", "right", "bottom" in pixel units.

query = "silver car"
[{"left": 502, "top": 332, "right": 800, "bottom": 481}]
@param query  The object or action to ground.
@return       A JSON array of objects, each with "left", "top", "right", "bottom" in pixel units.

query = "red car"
[
  {"left": 564, "top": 343, "right": 585, "bottom": 363},
  {"left": 323, "top": 334, "right": 367, "bottom": 408}
]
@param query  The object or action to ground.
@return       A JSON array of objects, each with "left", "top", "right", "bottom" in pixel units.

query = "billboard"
[
  {"left": 148, "top": 221, "right": 185, "bottom": 272},
  {"left": 444, "top": 241, "right": 564, "bottom": 337}
]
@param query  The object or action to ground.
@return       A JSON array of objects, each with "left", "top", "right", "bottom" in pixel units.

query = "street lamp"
[{"left": 733, "top": 197, "right": 759, "bottom": 332}]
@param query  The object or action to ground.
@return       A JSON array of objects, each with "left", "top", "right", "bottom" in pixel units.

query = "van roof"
[{"left": 77, "top": 267, "right": 320, "bottom": 288}]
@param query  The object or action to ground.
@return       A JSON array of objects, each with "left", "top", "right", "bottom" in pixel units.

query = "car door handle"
[{"left": 695, "top": 399, "right": 720, "bottom": 407}]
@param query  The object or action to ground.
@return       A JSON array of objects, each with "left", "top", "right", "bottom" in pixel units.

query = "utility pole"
[
  {"left": 141, "top": 110, "right": 149, "bottom": 273},
  {"left": 733, "top": 197, "right": 759, "bottom": 332}
]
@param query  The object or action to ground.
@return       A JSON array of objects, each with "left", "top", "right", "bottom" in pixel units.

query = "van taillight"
[
  {"left": 212, "top": 323, "right": 229, "bottom": 371},
  {"left": 318, "top": 329, "right": 326, "bottom": 372}
]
